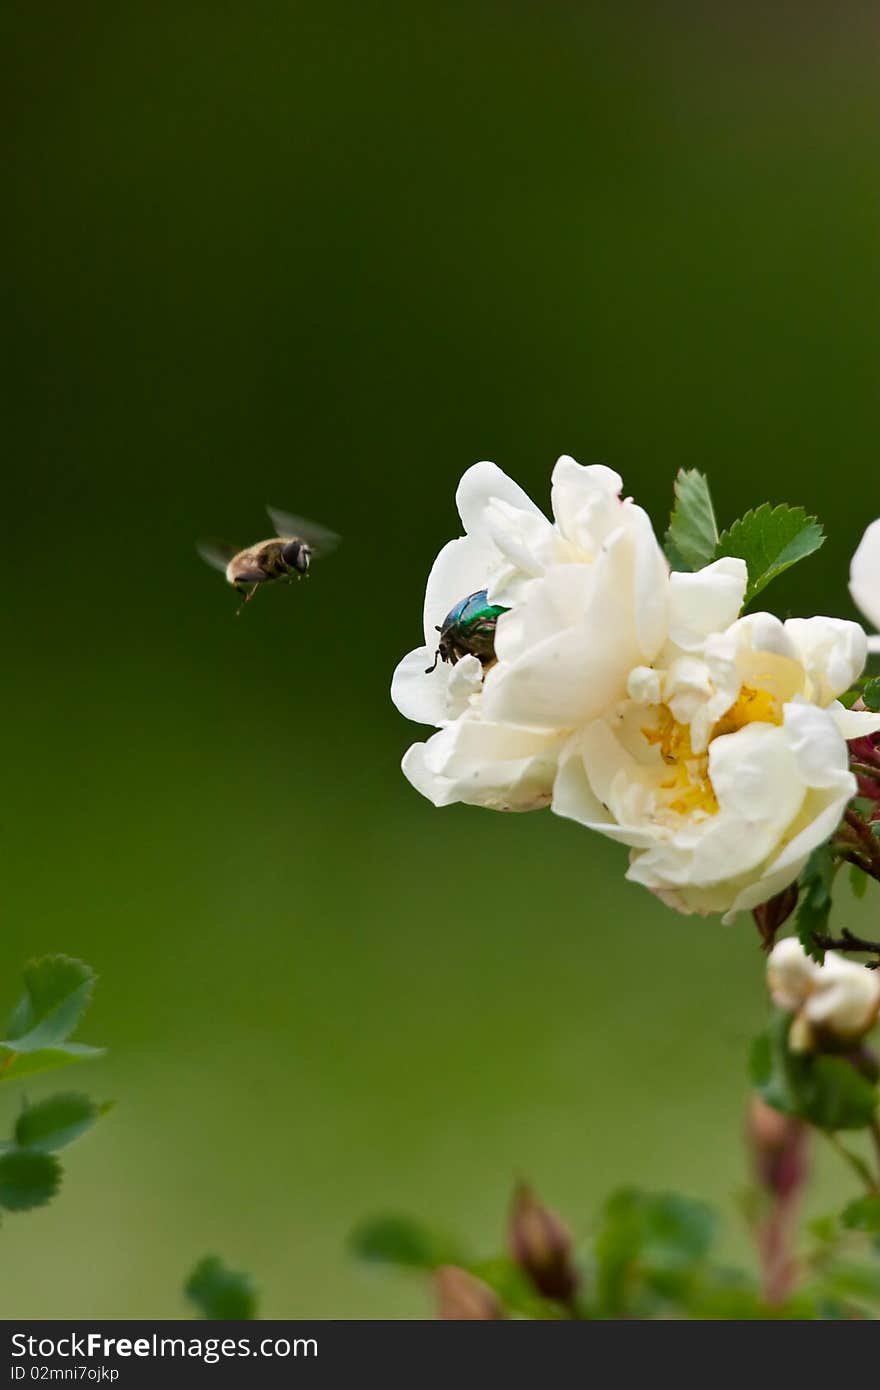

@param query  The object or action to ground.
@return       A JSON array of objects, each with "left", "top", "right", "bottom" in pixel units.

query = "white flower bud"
[
  {"left": 766, "top": 938, "right": 880, "bottom": 1050},
  {"left": 767, "top": 937, "right": 816, "bottom": 1013}
]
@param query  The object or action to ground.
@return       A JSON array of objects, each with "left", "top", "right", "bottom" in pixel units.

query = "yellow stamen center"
[{"left": 641, "top": 684, "right": 783, "bottom": 818}]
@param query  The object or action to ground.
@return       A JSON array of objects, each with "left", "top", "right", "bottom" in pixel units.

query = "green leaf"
[
  {"left": 185, "top": 1256, "right": 258, "bottom": 1320},
  {"left": 348, "top": 1214, "right": 464, "bottom": 1270},
  {"left": 794, "top": 846, "right": 836, "bottom": 964},
  {"left": 0, "top": 1043, "right": 104, "bottom": 1083},
  {"left": 0, "top": 1149, "right": 61, "bottom": 1211},
  {"left": 664, "top": 470, "right": 719, "bottom": 572},
  {"left": 593, "top": 1188, "right": 715, "bottom": 1317},
  {"left": 640, "top": 1192, "right": 716, "bottom": 1268},
  {"left": 468, "top": 1257, "right": 567, "bottom": 1320},
  {"left": 714, "top": 503, "right": 824, "bottom": 606},
  {"left": 14, "top": 1093, "right": 110, "bottom": 1151},
  {"left": 750, "top": 1010, "right": 878, "bottom": 1130},
  {"left": 849, "top": 863, "right": 868, "bottom": 900},
  {"left": 817, "top": 1259, "right": 880, "bottom": 1305},
  {"left": 840, "top": 1194, "right": 880, "bottom": 1234},
  {"left": 4, "top": 956, "right": 96, "bottom": 1052},
  {"left": 809, "top": 1057, "right": 880, "bottom": 1131},
  {"left": 863, "top": 677, "right": 880, "bottom": 713}
]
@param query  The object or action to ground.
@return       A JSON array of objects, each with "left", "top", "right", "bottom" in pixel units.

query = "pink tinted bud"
[
  {"left": 746, "top": 1096, "right": 809, "bottom": 1200},
  {"left": 434, "top": 1266, "right": 504, "bottom": 1320},
  {"left": 508, "top": 1183, "right": 578, "bottom": 1304}
]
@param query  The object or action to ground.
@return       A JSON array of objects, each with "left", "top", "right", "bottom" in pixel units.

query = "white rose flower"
[
  {"left": 767, "top": 937, "right": 880, "bottom": 1051},
  {"left": 391, "top": 457, "right": 669, "bottom": 811},
  {"left": 551, "top": 558, "right": 880, "bottom": 919},
  {"left": 393, "top": 458, "right": 880, "bottom": 920},
  {"left": 850, "top": 519, "right": 880, "bottom": 653}
]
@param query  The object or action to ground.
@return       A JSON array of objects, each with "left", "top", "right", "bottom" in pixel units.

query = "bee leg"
[{"left": 235, "top": 584, "right": 257, "bottom": 616}]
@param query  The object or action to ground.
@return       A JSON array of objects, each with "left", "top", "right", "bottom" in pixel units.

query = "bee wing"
[
  {"left": 196, "top": 538, "right": 239, "bottom": 574},
  {"left": 266, "top": 506, "right": 341, "bottom": 557}
]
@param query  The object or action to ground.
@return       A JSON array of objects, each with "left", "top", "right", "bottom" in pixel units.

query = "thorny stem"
[
  {"left": 810, "top": 926, "right": 880, "bottom": 967},
  {"left": 843, "top": 808, "right": 880, "bottom": 869},
  {"left": 850, "top": 761, "right": 880, "bottom": 782},
  {"left": 759, "top": 1193, "right": 800, "bottom": 1306}
]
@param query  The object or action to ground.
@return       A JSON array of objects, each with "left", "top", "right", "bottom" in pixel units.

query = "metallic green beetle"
[{"left": 425, "top": 589, "right": 509, "bottom": 674}]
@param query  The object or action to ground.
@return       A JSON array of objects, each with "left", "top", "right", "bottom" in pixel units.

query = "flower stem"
[
  {"left": 843, "top": 808, "right": 880, "bottom": 874},
  {"left": 809, "top": 925, "right": 880, "bottom": 966},
  {"left": 871, "top": 1119, "right": 880, "bottom": 1187},
  {"left": 825, "top": 1131, "right": 879, "bottom": 1193}
]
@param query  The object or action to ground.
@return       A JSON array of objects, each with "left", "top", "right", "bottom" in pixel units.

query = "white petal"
[
  {"left": 666, "top": 557, "right": 747, "bottom": 652},
  {"left": 483, "top": 496, "right": 565, "bottom": 589},
  {"left": 722, "top": 861, "right": 811, "bottom": 923},
  {"left": 805, "top": 953, "right": 880, "bottom": 1036},
  {"left": 551, "top": 738, "right": 609, "bottom": 826},
  {"left": 850, "top": 518, "right": 880, "bottom": 632},
  {"left": 629, "top": 503, "right": 669, "bottom": 660},
  {"left": 455, "top": 460, "right": 544, "bottom": 539},
  {"left": 423, "top": 535, "right": 496, "bottom": 645},
  {"left": 710, "top": 723, "right": 804, "bottom": 824},
  {"left": 766, "top": 937, "right": 817, "bottom": 1011},
  {"left": 765, "top": 785, "right": 853, "bottom": 881},
  {"left": 549, "top": 457, "right": 623, "bottom": 551},
  {"left": 831, "top": 702, "right": 880, "bottom": 740},
  {"left": 391, "top": 650, "right": 484, "bottom": 728},
  {"left": 402, "top": 719, "right": 562, "bottom": 812},
  {"left": 722, "top": 612, "right": 804, "bottom": 705},
  {"left": 391, "top": 648, "right": 452, "bottom": 726},
  {"left": 782, "top": 701, "right": 850, "bottom": 790},
  {"left": 551, "top": 735, "right": 660, "bottom": 847},
  {"left": 482, "top": 529, "right": 650, "bottom": 730},
  {"left": 783, "top": 616, "right": 867, "bottom": 705},
  {"left": 627, "top": 665, "right": 663, "bottom": 705}
]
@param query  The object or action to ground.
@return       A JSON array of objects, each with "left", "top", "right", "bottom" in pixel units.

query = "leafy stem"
[
  {"left": 824, "top": 1132, "right": 879, "bottom": 1194},
  {"left": 841, "top": 808, "right": 880, "bottom": 877},
  {"left": 808, "top": 927, "right": 880, "bottom": 968}
]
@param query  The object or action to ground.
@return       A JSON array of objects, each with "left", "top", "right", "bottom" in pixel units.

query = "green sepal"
[{"left": 749, "top": 1010, "right": 878, "bottom": 1130}]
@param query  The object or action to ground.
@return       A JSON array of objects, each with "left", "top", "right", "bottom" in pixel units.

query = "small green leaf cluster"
[
  {"left": 185, "top": 1256, "right": 258, "bottom": 1320},
  {"left": 750, "top": 1010, "right": 878, "bottom": 1133},
  {"left": 794, "top": 845, "right": 836, "bottom": 964},
  {"left": 664, "top": 468, "right": 824, "bottom": 607},
  {"left": 0, "top": 956, "right": 109, "bottom": 1218},
  {"left": 348, "top": 1183, "right": 880, "bottom": 1319},
  {"left": 862, "top": 677, "right": 880, "bottom": 713}
]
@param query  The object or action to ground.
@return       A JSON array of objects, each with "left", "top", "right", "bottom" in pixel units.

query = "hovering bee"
[
  {"left": 425, "top": 589, "right": 509, "bottom": 673},
  {"left": 198, "top": 506, "right": 340, "bottom": 613}
]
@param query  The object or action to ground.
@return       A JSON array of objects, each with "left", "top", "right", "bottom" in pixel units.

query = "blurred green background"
[{"left": 2, "top": 2, "right": 878, "bottom": 1317}]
